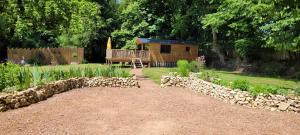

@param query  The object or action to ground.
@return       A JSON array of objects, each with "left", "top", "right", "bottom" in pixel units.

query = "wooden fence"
[{"left": 8, "top": 48, "right": 84, "bottom": 65}]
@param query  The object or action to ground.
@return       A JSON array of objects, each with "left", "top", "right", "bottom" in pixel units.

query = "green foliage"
[
  {"left": 248, "top": 85, "right": 292, "bottom": 96},
  {"left": 202, "top": 0, "right": 300, "bottom": 53},
  {"left": 295, "top": 87, "right": 300, "bottom": 96},
  {"left": 16, "top": 68, "right": 31, "bottom": 91},
  {"left": 189, "top": 61, "right": 204, "bottom": 73},
  {"left": 32, "top": 67, "right": 44, "bottom": 86},
  {"left": 0, "top": 63, "right": 131, "bottom": 92},
  {"left": 199, "top": 71, "right": 219, "bottom": 82},
  {"left": 96, "top": 66, "right": 130, "bottom": 78},
  {"left": 213, "top": 78, "right": 230, "bottom": 87},
  {"left": 0, "top": 0, "right": 105, "bottom": 48},
  {"left": 2, "top": 62, "right": 20, "bottom": 88},
  {"left": 232, "top": 79, "right": 250, "bottom": 91},
  {"left": 177, "top": 60, "right": 190, "bottom": 77}
]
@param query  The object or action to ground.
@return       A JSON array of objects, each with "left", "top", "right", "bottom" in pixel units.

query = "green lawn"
[
  {"left": 143, "top": 68, "right": 176, "bottom": 84},
  {"left": 205, "top": 69, "right": 299, "bottom": 89},
  {"left": 143, "top": 68, "right": 300, "bottom": 89}
]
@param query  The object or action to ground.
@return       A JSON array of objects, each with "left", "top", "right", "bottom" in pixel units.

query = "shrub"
[
  {"left": 232, "top": 79, "right": 250, "bottom": 91},
  {"left": 177, "top": 60, "right": 190, "bottom": 77},
  {"left": 249, "top": 85, "right": 277, "bottom": 96},
  {"left": 0, "top": 62, "right": 21, "bottom": 91},
  {"left": 189, "top": 61, "right": 203, "bottom": 73},
  {"left": 199, "top": 71, "right": 219, "bottom": 82}
]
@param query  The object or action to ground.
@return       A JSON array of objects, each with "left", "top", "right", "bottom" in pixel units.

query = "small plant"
[
  {"left": 84, "top": 67, "right": 94, "bottom": 78},
  {"left": 199, "top": 71, "right": 219, "bottom": 82},
  {"left": 213, "top": 78, "right": 230, "bottom": 87},
  {"left": 189, "top": 61, "right": 203, "bottom": 73},
  {"left": 177, "top": 60, "right": 190, "bottom": 77},
  {"left": 232, "top": 79, "right": 250, "bottom": 91},
  {"left": 16, "top": 68, "right": 32, "bottom": 90},
  {"left": 32, "top": 67, "right": 44, "bottom": 86}
]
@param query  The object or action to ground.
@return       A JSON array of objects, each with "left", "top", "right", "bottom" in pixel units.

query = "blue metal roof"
[{"left": 136, "top": 38, "right": 197, "bottom": 45}]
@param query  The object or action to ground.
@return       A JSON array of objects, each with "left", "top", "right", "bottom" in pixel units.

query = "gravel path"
[{"left": 0, "top": 69, "right": 299, "bottom": 135}]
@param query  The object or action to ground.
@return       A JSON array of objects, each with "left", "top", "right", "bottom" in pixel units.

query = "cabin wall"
[{"left": 149, "top": 43, "right": 198, "bottom": 67}]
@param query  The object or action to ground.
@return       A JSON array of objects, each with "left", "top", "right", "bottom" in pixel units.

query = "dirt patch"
[{"left": 0, "top": 69, "right": 299, "bottom": 134}]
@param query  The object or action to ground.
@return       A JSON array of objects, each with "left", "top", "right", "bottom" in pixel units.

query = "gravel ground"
[{"left": 0, "top": 69, "right": 299, "bottom": 135}]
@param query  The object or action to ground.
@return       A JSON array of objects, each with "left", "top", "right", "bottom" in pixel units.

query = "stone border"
[
  {"left": 161, "top": 73, "right": 300, "bottom": 113},
  {"left": 0, "top": 76, "right": 139, "bottom": 112}
]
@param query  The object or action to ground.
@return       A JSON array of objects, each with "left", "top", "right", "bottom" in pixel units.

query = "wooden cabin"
[{"left": 106, "top": 38, "right": 199, "bottom": 67}]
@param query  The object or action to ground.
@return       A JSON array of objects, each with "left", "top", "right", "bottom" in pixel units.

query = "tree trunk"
[{"left": 211, "top": 28, "right": 226, "bottom": 66}]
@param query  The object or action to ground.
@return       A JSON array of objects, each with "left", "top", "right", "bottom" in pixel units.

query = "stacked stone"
[
  {"left": 161, "top": 72, "right": 300, "bottom": 113},
  {"left": 0, "top": 76, "right": 139, "bottom": 112}
]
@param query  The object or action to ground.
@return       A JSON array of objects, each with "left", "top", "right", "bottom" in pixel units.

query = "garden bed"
[
  {"left": 0, "top": 76, "right": 139, "bottom": 112},
  {"left": 161, "top": 72, "right": 300, "bottom": 113}
]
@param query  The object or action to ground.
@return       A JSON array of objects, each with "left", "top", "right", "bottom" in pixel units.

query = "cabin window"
[
  {"left": 186, "top": 47, "right": 190, "bottom": 52},
  {"left": 160, "top": 44, "right": 171, "bottom": 54}
]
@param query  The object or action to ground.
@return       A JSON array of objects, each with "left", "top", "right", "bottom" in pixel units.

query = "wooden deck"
[{"left": 106, "top": 49, "right": 150, "bottom": 63}]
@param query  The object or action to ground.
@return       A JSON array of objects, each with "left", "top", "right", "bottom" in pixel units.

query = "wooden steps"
[{"left": 131, "top": 58, "right": 144, "bottom": 69}]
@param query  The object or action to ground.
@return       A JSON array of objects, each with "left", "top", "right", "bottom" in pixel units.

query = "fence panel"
[{"left": 7, "top": 48, "right": 84, "bottom": 65}]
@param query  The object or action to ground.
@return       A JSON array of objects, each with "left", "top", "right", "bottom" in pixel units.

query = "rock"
[
  {"left": 14, "top": 102, "right": 21, "bottom": 109},
  {"left": 278, "top": 102, "right": 290, "bottom": 111},
  {"left": 160, "top": 72, "right": 300, "bottom": 113},
  {"left": 270, "top": 108, "right": 277, "bottom": 111},
  {"left": 0, "top": 105, "right": 7, "bottom": 112}
]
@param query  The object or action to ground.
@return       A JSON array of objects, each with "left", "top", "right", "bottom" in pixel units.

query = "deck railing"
[{"left": 106, "top": 49, "right": 150, "bottom": 61}]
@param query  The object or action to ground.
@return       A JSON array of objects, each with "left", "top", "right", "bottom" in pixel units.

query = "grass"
[
  {"left": 205, "top": 69, "right": 299, "bottom": 89},
  {"left": 142, "top": 68, "right": 176, "bottom": 84},
  {"left": 142, "top": 68, "right": 300, "bottom": 90}
]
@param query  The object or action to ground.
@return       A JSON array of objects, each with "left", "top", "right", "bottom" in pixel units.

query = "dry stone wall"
[
  {"left": 0, "top": 77, "right": 139, "bottom": 112},
  {"left": 161, "top": 73, "right": 300, "bottom": 113}
]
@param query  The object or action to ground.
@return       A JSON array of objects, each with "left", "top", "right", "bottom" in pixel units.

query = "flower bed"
[
  {"left": 0, "top": 76, "right": 139, "bottom": 112},
  {"left": 161, "top": 72, "right": 300, "bottom": 113}
]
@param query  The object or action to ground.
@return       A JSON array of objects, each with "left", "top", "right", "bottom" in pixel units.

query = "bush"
[
  {"left": 189, "top": 61, "right": 203, "bottom": 73},
  {"left": 177, "top": 60, "right": 190, "bottom": 77},
  {"left": 0, "top": 62, "right": 21, "bottom": 91},
  {"left": 199, "top": 71, "right": 219, "bottom": 82},
  {"left": 249, "top": 85, "right": 277, "bottom": 96},
  {"left": 232, "top": 79, "right": 250, "bottom": 91}
]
